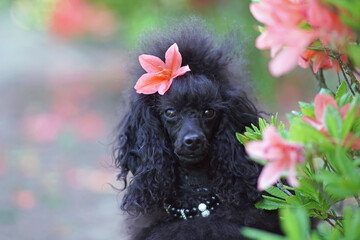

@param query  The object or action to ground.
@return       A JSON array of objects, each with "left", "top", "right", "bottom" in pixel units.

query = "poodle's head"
[
  {"left": 159, "top": 75, "right": 223, "bottom": 167},
  {"left": 114, "top": 18, "right": 262, "bottom": 215}
]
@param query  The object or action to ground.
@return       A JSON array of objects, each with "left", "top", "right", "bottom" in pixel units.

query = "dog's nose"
[{"left": 183, "top": 134, "right": 204, "bottom": 149}]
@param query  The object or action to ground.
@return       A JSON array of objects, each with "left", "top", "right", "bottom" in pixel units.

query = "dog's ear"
[
  {"left": 210, "top": 87, "right": 262, "bottom": 205},
  {"left": 114, "top": 94, "right": 175, "bottom": 215}
]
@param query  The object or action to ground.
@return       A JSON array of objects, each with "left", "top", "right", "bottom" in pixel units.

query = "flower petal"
[
  {"left": 245, "top": 140, "right": 270, "bottom": 161},
  {"left": 134, "top": 72, "right": 166, "bottom": 94},
  {"left": 269, "top": 47, "right": 302, "bottom": 77},
  {"left": 258, "top": 162, "right": 286, "bottom": 191},
  {"left": 286, "top": 163, "right": 299, "bottom": 187},
  {"left": 172, "top": 65, "right": 191, "bottom": 78},
  {"left": 250, "top": 2, "right": 277, "bottom": 26},
  {"left": 139, "top": 54, "right": 166, "bottom": 73},
  {"left": 344, "top": 132, "right": 360, "bottom": 150},
  {"left": 312, "top": 51, "right": 332, "bottom": 74},
  {"left": 158, "top": 79, "right": 173, "bottom": 95},
  {"left": 314, "top": 94, "right": 338, "bottom": 121},
  {"left": 262, "top": 126, "right": 284, "bottom": 145},
  {"left": 165, "top": 43, "right": 182, "bottom": 74},
  {"left": 302, "top": 116, "right": 324, "bottom": 131}
]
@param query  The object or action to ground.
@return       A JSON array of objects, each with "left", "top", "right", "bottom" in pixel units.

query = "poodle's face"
[{"left": 159, "top": 75, "right": 222, "bottom": 165}]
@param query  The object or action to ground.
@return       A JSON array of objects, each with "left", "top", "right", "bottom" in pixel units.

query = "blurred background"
[{"left": 0, "top": 0, "right": 318, "bottom": 239}]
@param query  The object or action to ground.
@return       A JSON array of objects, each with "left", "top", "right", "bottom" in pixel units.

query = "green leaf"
[
  {"left": 299, "top": 101, "right": 315, "bottom": 118},
  {"left": 323, "top": 106, "right": 342, "bottom": 142},
  {"left": 285, "top": 195, "right": 303, "bottom": 206},
  {"left": 297, "top": 179, "right": 319, "bottom": 202},
  {"left": 262, "top": 195, "right": 287, "bottom": 204},
  {"left": 344, "top": 207, "right": 360, "bottom": 240},
  {"left": 255, "top": 199, "right": 288, "bottom": 210},
  {"left": 319, "top": 88, "right": 334, "bottom": 96},
  {"left": 317, "top": 170, "right": 360, "bottom": 199},
  {"left": 291, "top": 111, "right": 303, "bottom": 118},
  {"left": 236, "top": 132, "right": 247, "bottom": 145},
  {"left": 339, "top": 91, "right": 352, "bottom": 107},
  {"left": 245, "top": 126, "right": 255, "bottom": 133},
  {"left": 251, "top": 123, "right": 261, "bottom": 133},
  {"left": 281, "top": 207, "right": 310, "bottom": 240},
  {"left": 289, "top": 119, "right": 334, "bottom": 151},
  {"left": 341, "top": 95, "right": 358, "bottom": 140},
  {"left": 270, "top": 113, "right": 278, "bottom": 126},
  {"left": 316, "top": 222, "right": 342, "bottom": 240},
  {"left": 335, "top": 81, "right": 347, "bottom": 102},
  {"left": 241, "top": 227, "right": 286, "bottom": 240},
  {"left": 265, "top": 186, "right": 289, "bottom": 200},
  {"left": 244, "top": 131, "right": 261, "bottom": 140},
  {"left": 352, "top": 114, "right": 360, "bottom": 133},
  {"left": 258, "top": 118, "right": 268, "bottom": 132},
  {"left": 348, "top": 44, "right": 360, "bottom": 68}
]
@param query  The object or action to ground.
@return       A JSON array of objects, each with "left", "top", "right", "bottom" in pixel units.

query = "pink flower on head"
[
  {"left": 134, "top": 43, "right": 191, "bottom": 95},
  {"left": 302, "top": 93, "right": 360, "bottom": 149},
  {"left": 246, "top": 126, "right": 305, "bottom": 190}
]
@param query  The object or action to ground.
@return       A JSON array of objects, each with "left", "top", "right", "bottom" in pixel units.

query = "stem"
[
  {"left": 355, "top": 195, "right": 360, "bottom": 207},
  {"left": 314, "top": 210, "right": 344, "bottom": 235},
  {"left": 310, "top": 66, "right": 330, "bottom": 90},
  {"left": 324, "top": 218, "right": 344, "bottom": 235},
  {"left": 324, "top": 48, "right": 357, "bottom": 95},
  {"left": 276, "top": 181, "right": 293, "bottom": 196},
  {"left": 322, "top": 154, "right": 336, "bottom": 172},
  {"left": 338, "top": 57, "right": 360, "bottom": 94},
  {"left": 328, "top": 213, "right": 344, "bottom": 221}
]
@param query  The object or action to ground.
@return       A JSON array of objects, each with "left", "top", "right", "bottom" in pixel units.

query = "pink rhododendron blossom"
[
  {"left": 245, "top": 126, "right": 305, "bottom": 190},
  {"left": 50, "top": 0, "right": 116, "bottom": 39},
  {"left": 302, "top": 94, "right": 360, "bottom": 149},
  {"left": 134, "top": 43, "right": 191, "bottom": 95},
  {"left": 250, "top": 0, "right": 317, "bottom": 77},
  {"left": 250, "top": 0, "right": 354, "bottom": 76},
  {"left": 306, "top": 0, "right": 354, "bottom": 45},
  {"left": 299, "top": 50, "right": 349, "bottom": 74}
]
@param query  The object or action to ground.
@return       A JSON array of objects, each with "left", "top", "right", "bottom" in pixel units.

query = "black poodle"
[{"left": 114, "top": 18, "right": 281, "bottom": 240}]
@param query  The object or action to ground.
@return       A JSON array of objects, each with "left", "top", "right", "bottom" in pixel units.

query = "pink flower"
[
  {"left": 258, "top": 27, "right": 316, "bottom": 76},
  {"left": 250, "top": 0, "right": 317, "bottom": 77},
  {"left": 306, "top": 0, "right": 354, "bottom": 45},
  {"left": 250, "top": 0, "right": 354, "bottom": 76},
  {"left": 50, "top": 0, "right": 116, "bottom": 39},
  {"left": 299, "top": 49, "right": 349, "bottom": 74},
  {"left": 302, "top": 94, "right": 360, "bottom": 149},
  {"left": 246, "top": 126, "right": 305, "bottom": 190},
  {"left": 134, "top": 43, "right": 191, "bottom": 95}
]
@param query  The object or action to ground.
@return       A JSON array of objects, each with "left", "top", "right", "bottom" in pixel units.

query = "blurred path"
[{"left": 0, "top": 11, "right": 130, "bottom": 240}]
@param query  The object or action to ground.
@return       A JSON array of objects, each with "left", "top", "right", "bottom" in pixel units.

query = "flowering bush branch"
[{"left": 241, "top": 0, "right": 360, "bottom": 239}]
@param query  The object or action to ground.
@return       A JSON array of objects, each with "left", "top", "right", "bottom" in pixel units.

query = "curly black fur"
[{"left": 114, "top": 18, "right": 281, "bottom": 240}]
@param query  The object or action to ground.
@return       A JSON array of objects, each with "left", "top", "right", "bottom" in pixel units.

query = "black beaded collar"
[{"left": 164, "top": 190, "right": 221, "bottom": 220}]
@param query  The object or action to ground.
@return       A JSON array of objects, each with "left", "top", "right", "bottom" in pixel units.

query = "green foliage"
[
  {"left": 236, "top": 113, "right": 284, "bottom": 144},
  {"left": 323, "top": 105, "right": 342, "bottom": 142},
  {"left": 299, "top": 101, "right": 315, "bottom": 118},
  {"left": 244, "top": 89, "right": 360, "bottom": 239},
  {"left": 347, "top": 44, "right": 360, "bottom": 70}
]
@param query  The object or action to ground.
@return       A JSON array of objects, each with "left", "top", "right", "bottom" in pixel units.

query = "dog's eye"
[
  {"left": 203, "top": 109, "right": 215, "bottom": 118},
  {"left": 164, "top": 109, "right": 177, "bottom": 118}
]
